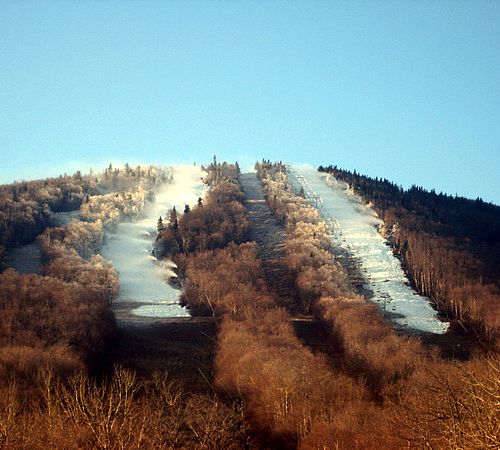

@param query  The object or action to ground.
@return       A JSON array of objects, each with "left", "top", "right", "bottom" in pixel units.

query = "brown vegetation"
[
  {"left": 395, "top": 356, "right": 500, "bottom": 449},
  {"left": 0, "top": 270, "right": 115, "bottom": 381},
  {"left": 0, "top": 163, "right": 252, "bottom": 449},
  {"left": 178, "top": 233, "right": 386, "bottom": 447},
  {"left": 0, "top": 163, "right": 168, "bottom": 270},
  {"left": 0, "top": 164, "right": 171, "bottom": 382},
  {"left": 258, "top": 163, "right": 349, "bottom": 313},
  {"left": 317, "top": 296, "right": 428, "bottom": 397},
  {"left": 36, "top": 164, "right": 170, "bottom": 305},
  {"left": 156, "top": 181, "right": 249, "bottom": 258},
  {"left": 161, "top": 162, "right": 398, "bottom": 447},
  {"left": 2, "top": 160, "right": 498, "bottom": 449},
  {"left": 257, "top": 162, "right": 429, "bottom": 397},
  {"left": 0, "top": 367, "right": 248, "bottom": 449},
  {"left": 253, "top": 162, "right": 499, "bottom": 448}
]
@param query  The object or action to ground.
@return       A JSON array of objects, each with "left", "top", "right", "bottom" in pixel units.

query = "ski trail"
[
  {"left": 5, "top": 210, "right": 81, "bottom": 275},
  {"left": 101, "top": 165, "right": 205, "bottom": 318},
  {"left": 289, "top": 163, "right": 448, "bottom": 334}
]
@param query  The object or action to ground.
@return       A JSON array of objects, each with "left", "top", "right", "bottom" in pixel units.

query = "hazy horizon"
[{"left": 1, "top": 1, "right": 499, "bottom": 204}]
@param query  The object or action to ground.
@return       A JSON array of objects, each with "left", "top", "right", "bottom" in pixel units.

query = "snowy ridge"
[{"left": 288, "top": 163, "right": 448, "bottom": 334}]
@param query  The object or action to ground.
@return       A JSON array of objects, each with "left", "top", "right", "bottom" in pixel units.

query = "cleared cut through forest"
[
  {"left": 239, "top": 171, "right": 338, "bottom": 356},
  {"left": 103, "top": 165, "right": 217, "bottom": 393},
  {"left": 289, "top": 164, "right": 448, "bottom": 334},
  {"left": 239, "top": 172, "right": 297, "bottom": 308},
  {"left": 101, "top": 165, "right": 204, "bottom": 320},
  {"left": 5, "top": 210, "right": 80, "bottom": 274}
]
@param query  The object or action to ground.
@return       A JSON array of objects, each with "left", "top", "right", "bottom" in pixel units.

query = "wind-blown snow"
[
  {"left": 289, "top": 164, "right": 448, "bottom": 334},
  {"left": 101, "top": 165, "right": 205, "bottom": 318}
]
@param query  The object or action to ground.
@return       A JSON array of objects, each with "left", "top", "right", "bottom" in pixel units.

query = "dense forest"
[
  {"left": 0, "top": 164, "right": 168, "bottom": 268},
  {"left": 0, "top": 160, "right": 498, "bottom": 449},
  {"left": 156, "top": 160, "right": 248, "bottom": 262},
  {"left": 319, "top": 165, "right": 500, "bottom": 350},
  {"left": 255, "top": 161, "right": 498, "bottom": 447}
]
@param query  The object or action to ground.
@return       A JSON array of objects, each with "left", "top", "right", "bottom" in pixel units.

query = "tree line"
[
  {"left": 155, "top": 158, "right": 245, "bottom": 257},
  {"left": 0, "top": 365, "right": 247, "bottom": 449},
  {"left": 156, "top": 161, "right": 379, "bottom": 447},
  {"left": 319, "top": 164, "right": 500, "bottom": 350},
  {"left": 0, "top": 167, "right": 167, "bottom": 384},
  {"left": 0, "top": 164, "right": 171, "bottom": 269},
  {"left": 0, "top": 164, "right": 170, "bottom": 383},
  {"left": 0, "top": 173, "right": 97, "bottom": 267}
]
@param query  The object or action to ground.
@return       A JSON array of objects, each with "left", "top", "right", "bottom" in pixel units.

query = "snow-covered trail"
[
  {"left": 289, "top": 164, "right": 448, "bottom": 334},
  {"left": 5, "top": 209, "right": 80, "bottom": 274},
  {"left": 101, "top": 165, "right": 205, "bottom": 318}
]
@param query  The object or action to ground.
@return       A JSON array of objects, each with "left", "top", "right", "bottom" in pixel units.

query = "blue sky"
[{"left": 1, "top": 1, "right": 499, "bottom": 203}]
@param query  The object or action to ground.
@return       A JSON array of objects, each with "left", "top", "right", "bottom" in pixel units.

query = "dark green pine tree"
[
  {"left": 157, "top": 216, "right": 165, "bottom": 234},
  {"left": 169, "top": 206, "right": 179, "bottom": 231}
]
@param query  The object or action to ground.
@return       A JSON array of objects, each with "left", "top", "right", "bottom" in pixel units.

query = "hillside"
[{"left": 0, "top": 160, "right": 498, "bottom": 449}]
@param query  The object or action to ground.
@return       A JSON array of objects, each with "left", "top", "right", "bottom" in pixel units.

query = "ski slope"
[
  {"left": 289, "top": 164, "right": 448, "bottom": 334},
  {"left": 101, "top": 165, "right": 205, "bottom": 318},
  {"left": 6, "top": 209, "right": 80, "bottom": 275}
]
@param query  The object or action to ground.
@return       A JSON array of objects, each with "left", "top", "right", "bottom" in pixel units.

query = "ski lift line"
[{"left": 298, "top": 177, "right": 322, "bottom": 206}]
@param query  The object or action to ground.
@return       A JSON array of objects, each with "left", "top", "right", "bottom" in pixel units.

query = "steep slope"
[
  {"left": 101, "top": 165, "right": 204, "bottom": 321},
  {"left": 239, "top": 171, "right": 337, "bottom": 355},
  {"left": 289, "top": 164, "right": 447, "bottom": 334},
  {"left": 104, "top": 165, "right": 216, "bottom": 392},
  {"left": 239, "top": 172, "right": 297, "bottom": 310}
]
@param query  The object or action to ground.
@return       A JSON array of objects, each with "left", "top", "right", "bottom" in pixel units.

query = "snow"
[
  {"left": 5, "top": 209, "right": 80, "bottom": 274},
  {"left": 289, "top": 164, "right": 448, "bottom": 334},
  {"left": 101, "top": 165, "right": 205, "bottom": 318},
  {"left": 52, "top": 210, "right": 80, "bottom": 226}
]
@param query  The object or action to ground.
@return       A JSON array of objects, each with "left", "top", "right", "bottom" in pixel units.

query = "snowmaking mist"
[{"left": 100, "top": 165, "right": 205, "bottom": 318}]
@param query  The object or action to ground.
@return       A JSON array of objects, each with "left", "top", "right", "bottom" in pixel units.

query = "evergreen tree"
[
  {"left": 104, "top": 162, "right": 112, "bottom": 179},
  {"left": 157, "top": 216, "right": 165, "bottom": 234},
  {"left": 169, "top": 207, "right": 179, "bottom": 231}
]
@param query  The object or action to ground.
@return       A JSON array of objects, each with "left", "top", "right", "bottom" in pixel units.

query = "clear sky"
[{"left": 1, "top": 1, "right": 499, "bottom": 203}]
